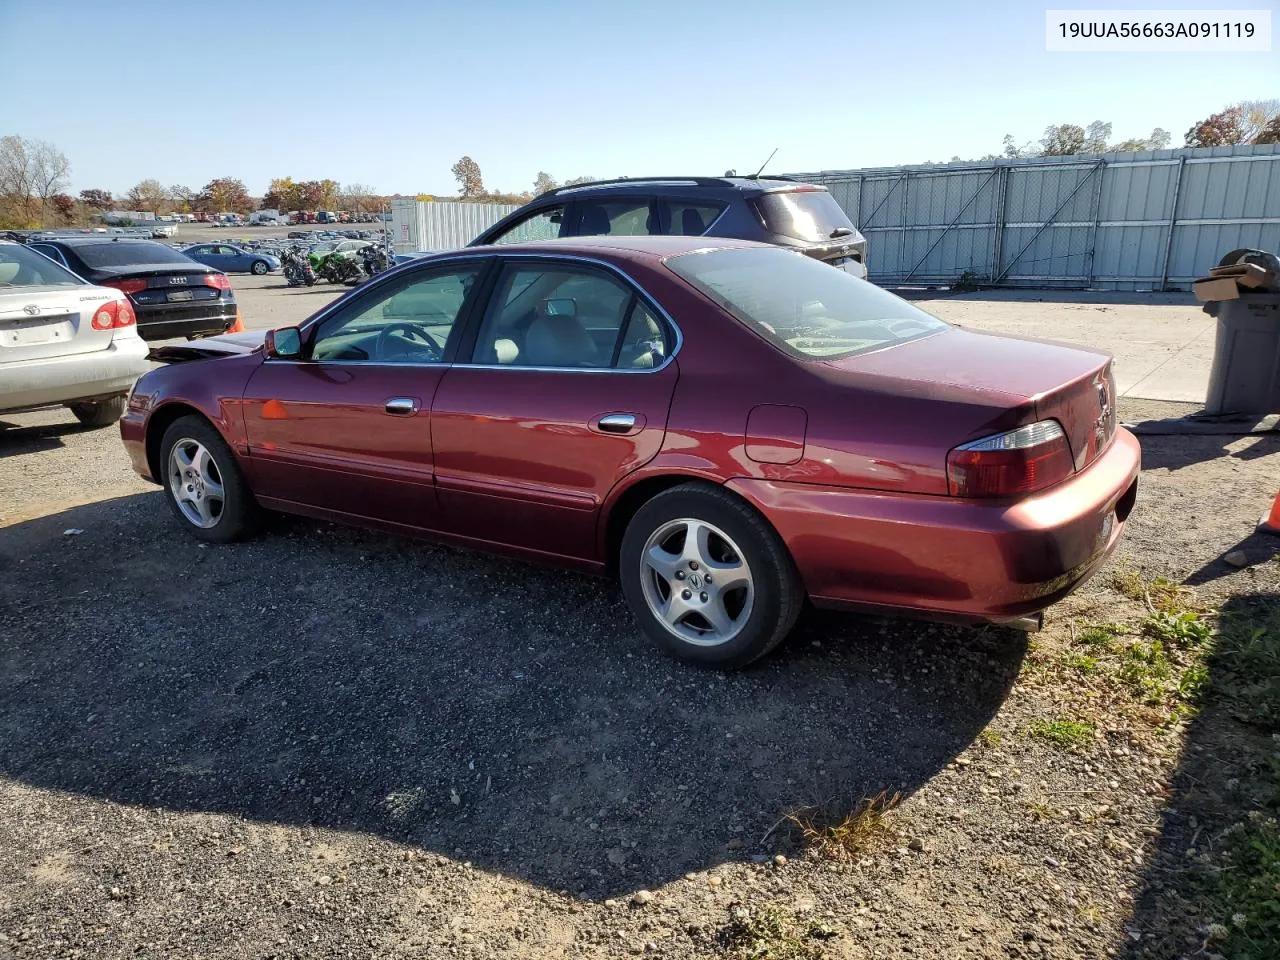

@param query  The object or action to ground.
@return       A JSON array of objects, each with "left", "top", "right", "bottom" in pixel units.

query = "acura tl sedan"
[{"left": 120, "top": 236, "right": 1139, "bottom": 668}]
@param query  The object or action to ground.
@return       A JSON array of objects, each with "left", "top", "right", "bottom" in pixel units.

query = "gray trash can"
[{"left": 1204, "top": 293, "right": 1280, "bottom": 415}]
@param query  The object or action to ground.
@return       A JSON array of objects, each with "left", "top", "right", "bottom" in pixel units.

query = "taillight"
[
  {"left": 102, "top": 278, "right": 147, "bottom": 295},
  {"left": 946, "top": 420, "right": 1074, "bottom": 498},
  {"left": 90, "top": 299, "right": 137, "bottom": 331},
  {"left": 203, "top": 273, "right": 231, "bottom": 291}
]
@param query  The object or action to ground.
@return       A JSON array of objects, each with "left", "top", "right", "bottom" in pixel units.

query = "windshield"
[
  {"left": 667, "top": 247, "right": 948, "bottom": 360},
  {"left": 0, "top": 243, "right": 83, "bottom": 287},
  {"left": 73, "top": 241, "right": 198, "bottom": 268},
  {"left": 755, "top": 189, "right": 856, "bottom": 243}
]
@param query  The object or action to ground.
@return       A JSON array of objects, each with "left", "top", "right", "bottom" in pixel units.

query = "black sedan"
[{"left": 25, "top": 238, "right": 239, "bottom": 341}]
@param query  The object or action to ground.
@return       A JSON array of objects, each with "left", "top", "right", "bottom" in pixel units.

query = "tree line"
[
  {"left": 989, "top": 99, "right": 1279, "bottom": 162},
  {"left": 4, "top": 101, "right": 1276, "bottom": 229}
]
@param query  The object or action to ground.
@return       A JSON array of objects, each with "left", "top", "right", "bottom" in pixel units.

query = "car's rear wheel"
[
  {"left": 619, "top": 483, "right": 802, "bottom": 669},
  {"left": 159, "top": 415, "right": 258, "bottom": 542},
  {"left": 251, "top": 260, "right": 269, "bottom": 275},
  {"left": 68, "top": 396, "right": 127, "bottom": 428}
]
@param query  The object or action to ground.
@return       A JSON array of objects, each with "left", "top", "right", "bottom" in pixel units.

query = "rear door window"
[
  {"left": 569, "top": 199, "right": 655, "bottom": 237},
  {"left": 658, "top": 200, "right": 724, "bottom": 236},
  {"left": 754, "top": 190, "right": 856, "bottom": 243}
]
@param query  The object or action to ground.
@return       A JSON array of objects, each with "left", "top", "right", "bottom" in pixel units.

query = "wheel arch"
[
  {"left": 145, "top": 402, "right": 214, "bottom": 484},
  {"left": 600, "top": 470, "right": 793, "bottom": 577}
]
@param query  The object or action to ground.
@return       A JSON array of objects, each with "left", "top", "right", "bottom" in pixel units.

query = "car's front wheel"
[
  {"left": 68, "top": 396, "right": 127, "bottom": 428},
  {"left": 159, "top": 415, "right": 259, "bottom": 542},
  {"left": 619, "top": 483, "right": 803, "bottom": 669},
  {"left": 251, "top": 260, "right": 269, "bottom": 275}
]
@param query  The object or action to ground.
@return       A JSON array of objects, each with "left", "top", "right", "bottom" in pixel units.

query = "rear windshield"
[
  {"left": 755, "top": 189, "right": 855, "bottom": 243},
  {"left": 0, "top": 243, "right": 83, "bottom": 287},
  {"left": 73, "top": 241, "right": 196, "bottom": 268},
  {"left": 667, "top": 247, "right": 948, "bottom": 360}
]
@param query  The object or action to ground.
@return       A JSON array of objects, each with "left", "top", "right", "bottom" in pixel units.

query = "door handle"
[
  {"left": 596, "top": 413, "right": 638, "bottom": 433},
  {"left": 384, "top": 397, "right": 420, "bottom": 416}
]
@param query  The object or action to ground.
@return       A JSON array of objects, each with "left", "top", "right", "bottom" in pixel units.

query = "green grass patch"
[
  {"left": 1144, "top": 609, "right": 1213, "bottom": 647},
  {"left": 717, "top": 906, "right": 833, "bottom": 960},
  {"left": 1076, "top": 622, "right": 1123, "bottom": 650},
  {"left": 1060, "top": 650, "right": 1101, "bottom": 674},
  {"left": 1026, "top": 718, "right": 1095, "bottom": 749},
  {"left": 1200, "top": 815, "right": 1280, "bottom": 960},
  {"left": 785, "top": 791, "right": 900, "bottom": 861}
]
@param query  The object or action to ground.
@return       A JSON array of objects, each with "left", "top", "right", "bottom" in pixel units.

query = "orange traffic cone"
[
  {"left": 225, "top": 309, "right": 244, "bottom": 334},
  {"left": 1260, "top": 491, "right": 1280, "bottom": 535}
]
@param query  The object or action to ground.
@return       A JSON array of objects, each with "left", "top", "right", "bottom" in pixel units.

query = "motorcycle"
[
  {"left": 316, "top": 252, "right": 365, "bottom": 286},
  {"left": 281, "top": 246, "right": 317, "bottom": 287},
  {"left": 358, "top": 243, "right": 393, "bottom": 279}
]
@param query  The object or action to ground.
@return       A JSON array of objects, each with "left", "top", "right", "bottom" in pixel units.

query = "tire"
[
  {"left": 68, "top": 395, "right": 127, "bottom": 428},
  {"left": 158, "top": 415, "right": 259, "bottom": 543},
  {"left": 619, "top": 482, "right": 803, "bottom": 669},
  {"left": 251, "top": 260, "right": 269, "bottom": 275}
]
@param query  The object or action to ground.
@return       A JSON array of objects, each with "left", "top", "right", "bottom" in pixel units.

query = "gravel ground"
[{"left": 1, "top": 353, "right": 1278, "bottom": 955}]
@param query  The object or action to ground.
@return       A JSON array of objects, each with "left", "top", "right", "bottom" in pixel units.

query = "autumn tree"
[
  {"left": 1040, "top": 123, "right": 1086, "bottom": 156},
  {"left": 1082, "top": 121, "right": 1112, "bottom": 154},
  {"left": 1185, "top": 106, "right": 1247, "bottom": 147},
  {"left": 1256, "top": 115, "right": 1280, "bottom": 145},
  {"left": 1185, "top": 100, "right": 1280, "bottom": 146},
  {"left": 339, "top": 181, "right": 376, "bottom": 213},
  {"left": 196, "top": 177, "right": 252, "bottom": 214},
  {"left": 563, "top": 175, "right": 596, "bottom": 186},
  {"left": 533, "top": 171, "right": 558, "bottom": 195},
  {"left": 169, "top": 184, "right": 196, "bottom": 212},
  {"left": 1112, "top": 128, "right": 1172, "bottom": 152},
  {"left": 451, "top": 156, "right": 484, "bottom": 198},
  {"left": 0, "top": 135, "right": 70, "bottom": 226},
  {"left": 1238, "top": 99, "right": 1280, "bottom": 140},
  {"left": 78, "top": 188, "right": 114, "bottom": 210},
  {"left": 127, "top": 178, "right": 169, "bottom": 213},
  {"left": 50, "top": 193, "right": 76, "bottom": 223}
]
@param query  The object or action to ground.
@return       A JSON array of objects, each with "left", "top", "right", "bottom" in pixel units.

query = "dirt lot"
[{"left": 1, "top": 285, "right": 1278, "bottom": 959}]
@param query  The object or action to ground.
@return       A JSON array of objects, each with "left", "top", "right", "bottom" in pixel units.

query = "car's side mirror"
[{"left": 264, "top": 326, "right": 302, "bottom": 359}]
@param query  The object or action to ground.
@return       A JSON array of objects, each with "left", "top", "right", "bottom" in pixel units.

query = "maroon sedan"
[{"left": 121, "top": 237, "right": 1139, "bottom": 668}]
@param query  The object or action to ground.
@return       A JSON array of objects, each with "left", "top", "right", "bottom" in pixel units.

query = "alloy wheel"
[
  {"left": 639, "top": 518, "right": 754, "bottom": 646},
  {"left": 168, "top": 438, "right": 225, "bottom": 529}
]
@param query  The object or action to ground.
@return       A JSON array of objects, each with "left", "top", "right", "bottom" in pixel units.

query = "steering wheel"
[{"left": 375, "top": 322, "right": 443, "bottom": 361}]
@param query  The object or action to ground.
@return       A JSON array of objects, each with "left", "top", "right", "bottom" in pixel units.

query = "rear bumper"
[
  {"left": 0, "top": 336, "right": 150, "bottom": 412},
  {"left": 135, "top": 299, "right": 237, "bottom": 342},
  {"left": 728, "top": 428, "right": 1141, "bottom": 623}
]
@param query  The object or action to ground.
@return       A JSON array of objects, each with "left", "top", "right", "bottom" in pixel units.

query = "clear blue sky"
[{"left": 1, "top": 0, "right": 1275, "bottom": 197}]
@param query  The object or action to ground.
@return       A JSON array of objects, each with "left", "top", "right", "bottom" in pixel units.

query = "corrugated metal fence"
[
  {"left": 390, "top": 199, "right": 518, "bottom": 253},
  {"left": 788, "top": 143, "right": 1280, "bottom": 290}
]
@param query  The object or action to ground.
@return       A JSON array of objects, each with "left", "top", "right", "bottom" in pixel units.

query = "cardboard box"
[
  {"left": 1210, "top": 262, "right": 1277, "bottom": 290},
  {"left": 1194, "top": 276, "right": 1242, "bottom": 302}
]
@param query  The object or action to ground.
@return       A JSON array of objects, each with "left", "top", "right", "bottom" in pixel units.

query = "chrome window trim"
[{"left": 277, "top": 251, "right": 683, "bottom": 375}]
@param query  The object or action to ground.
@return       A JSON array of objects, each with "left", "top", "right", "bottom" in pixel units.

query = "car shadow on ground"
[
  {"left": 0, "top": 492, "right": 1027, "bottom": 900},
  {"left": 1118, "top": 591, "right": 1280, "bottom": 958},
  {"left": 0, "top": 418, "right": 95, "bottom": 457}
]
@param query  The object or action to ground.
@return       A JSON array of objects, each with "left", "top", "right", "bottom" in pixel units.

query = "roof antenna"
[{"left": 751, "top": 147, "right": 778, "bottom": 179}]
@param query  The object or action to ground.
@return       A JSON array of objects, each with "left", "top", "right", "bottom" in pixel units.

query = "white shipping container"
[{"left": 391, "top": 199, "right": 520, "bottom": 254}]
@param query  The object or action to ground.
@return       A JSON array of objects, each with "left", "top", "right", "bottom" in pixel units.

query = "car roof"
[
  {"left": 38, "top": 236, "right": 168, "bottom": 247},
  {"left": 538, "top": 175, "right": 808, "bottom": 200},
  {"left": 464, "top": 234, "right": 773, "bottom": 261}
]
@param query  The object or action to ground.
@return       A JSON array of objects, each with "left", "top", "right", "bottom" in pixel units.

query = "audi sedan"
[{"left": 120, "top": 236, "right": 1140, "bottom": 668}]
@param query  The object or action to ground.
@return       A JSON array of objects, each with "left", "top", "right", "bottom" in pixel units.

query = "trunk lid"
[
  {"left": 826, "top": 326, "right": 1116, "bottom": 472},
  {"left": 0, "top": 285, "right": 121, "bottom": 364},
  {"left": 98, "top": 266, "right": 224, "bottom": 309}
]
